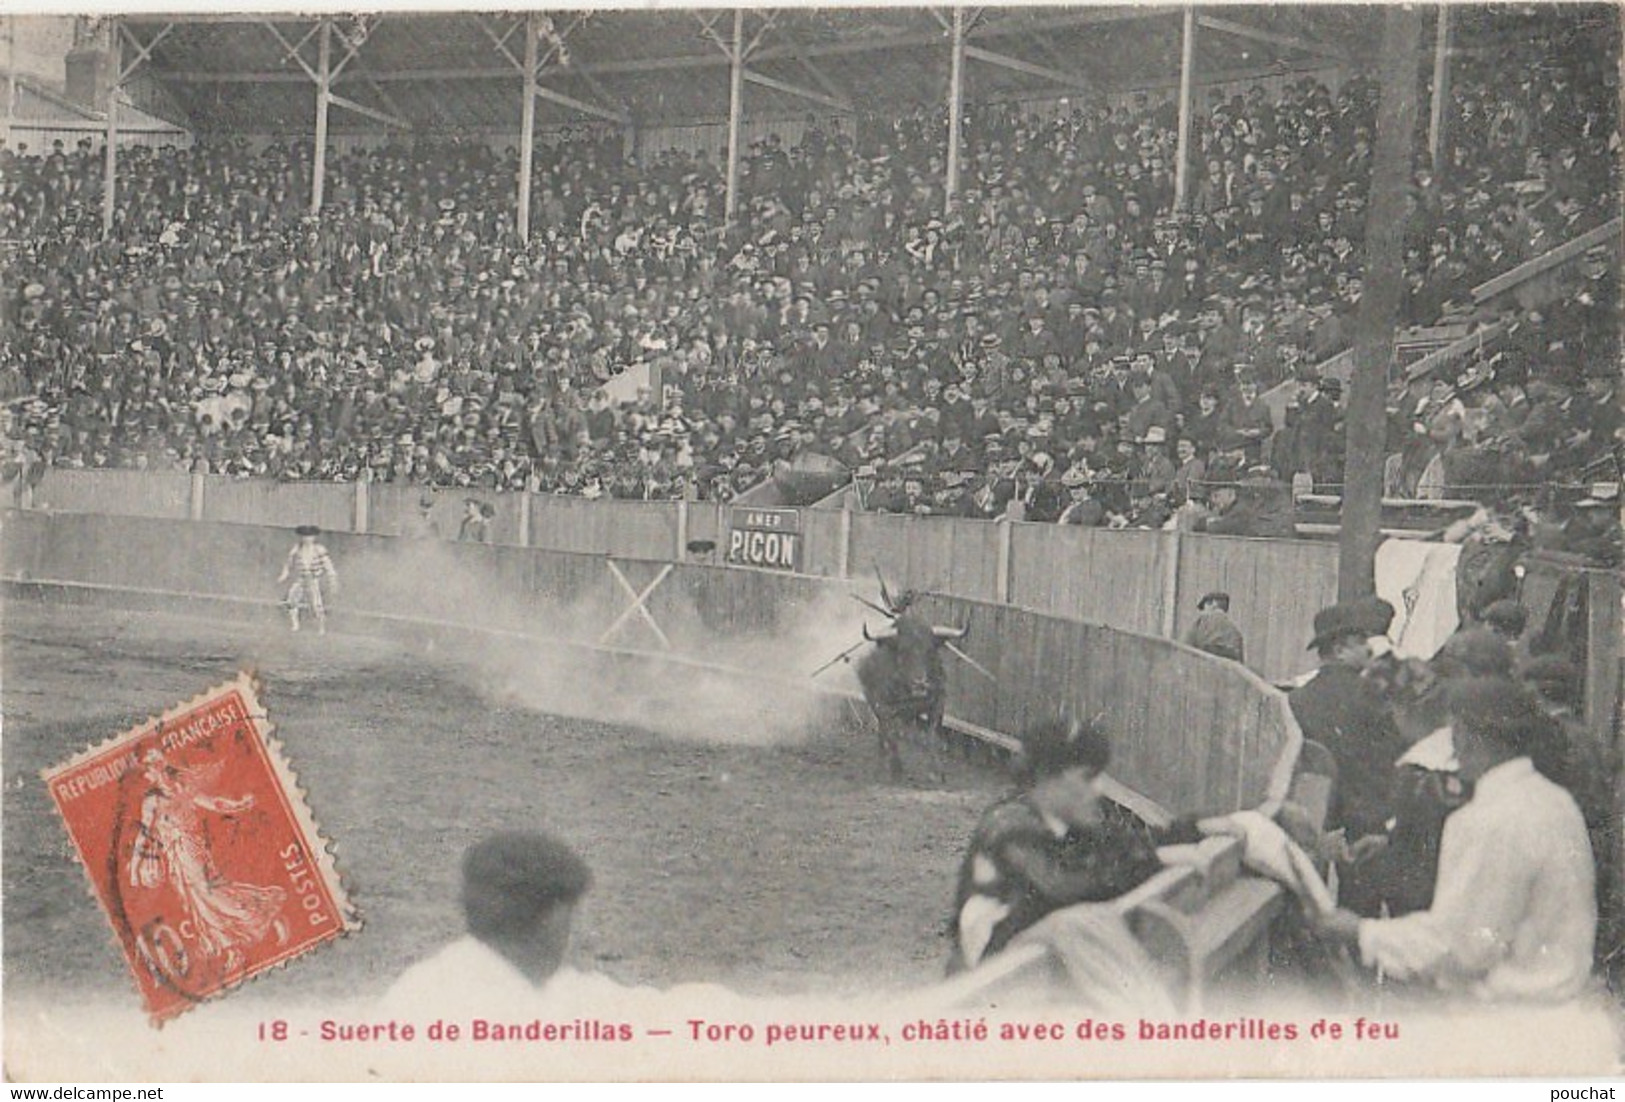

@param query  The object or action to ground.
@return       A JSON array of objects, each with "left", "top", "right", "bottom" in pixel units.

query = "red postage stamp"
[{"left": 42, "top": 673, "right": 356, "bottom": 1024}]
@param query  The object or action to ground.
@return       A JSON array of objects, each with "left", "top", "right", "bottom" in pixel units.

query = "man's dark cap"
[
  {"left": 1350, "top": 594, "right": 1396, "bottom": 636},
  {"left": 1445, "top": 676, "right": 1553, "bottom": 758},
  {"left": 1432, "top": 627, "right": 1514, "bottom": 680},
  {"left": 1198, "top": 591, "right": 1231, "bottom": 612},
  {"left": 1481, "top": 599, "right": 1528, "bottom": 637},
  {"left": 1013, "top": 715, "right": 1111, "bottom": 787},
  {"left": 295, "top": 524, "right": 321, "bottom": 536},
  {"left": 1307, "top": 602, "right": 1366, "bottom": 651},
  {"left": 1518, "top": 653, "right": 1582, "bottom": 711},
  {"left": 462, "top": 831, "right": 592, "bottom": 919}
]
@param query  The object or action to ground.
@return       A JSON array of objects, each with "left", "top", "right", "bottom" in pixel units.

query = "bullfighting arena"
[
  {"left": 4, "top": 3, "right": 1625, "bottom": 1083},
  {"left": 4, "top": 512, "right": 1622, "bottom": 1079},
  {"left": 3, "top": 597, "right": 1000, "bottom": 1006}
]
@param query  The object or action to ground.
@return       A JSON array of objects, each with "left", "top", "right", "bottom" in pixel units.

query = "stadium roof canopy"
[
  {"left": 87, "top": 5, "right": 1619, "bottom": 239},
  {"left": 111, "top": 6, "right": 1616, "bottom": 136},
  {"left": 114, "top": 6, "right": 1395, "bottom": 136}
]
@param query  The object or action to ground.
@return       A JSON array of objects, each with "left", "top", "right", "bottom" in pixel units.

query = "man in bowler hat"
[{"left": 1289, "top": 602, "right": 1408, "bottom": 839}]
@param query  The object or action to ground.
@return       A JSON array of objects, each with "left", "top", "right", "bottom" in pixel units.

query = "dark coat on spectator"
[{"left": 1288, "top": 663, "right": 1408, "bottom": 839}]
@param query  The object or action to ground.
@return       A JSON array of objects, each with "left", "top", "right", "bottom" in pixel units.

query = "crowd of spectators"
[
  {"left": 1, "top": 27, "right": 1617, "bottom": 550},
  {"left": 1286, "top": 596, "right": 1621, "bottom": 997}
]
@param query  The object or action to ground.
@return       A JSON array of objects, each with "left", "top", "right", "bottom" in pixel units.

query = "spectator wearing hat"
[
  {"left": 1337, "top": 656, "right": 1468, "bottom": 919},
  {"left": 1128, "top": 426, "right": 1174, "bottom": 496},
  {"left": 1056, "top": 466, "right": 1106, "bottom": 527},
  {"left": 1171, "top": 437, "right": 1207, "bottom": 507},
  {"left": 1519, "top": 653, "right": 1620, "bottom": 981},
  {"left": 383, "top": 830, "right": 630, "bottom": 1016},
  {"left": 1184, "top": 388, "right": 1226, "bottom": 460},
  {"left": 1217, "top": 375, "right": 1275, "bottom": 466},
  {"left": 1290, "top": 602, "right": 1408, "bottom": 839},
  {"left": 1196, "top": 465, "right": 1296, "bottom": 539},
  {"left": 1183, "top": 591, "right": 1245, "bottom": 664},
  {"left": 403, "top": 493, "right": 442, "bottom": 541},
  {"left": 1124, "top": 374, "right": 1173, "bottom": 444},
  {"left": 458, "top": 498, "right": 493, "bottom": 544},
  {"left": 1278, "top": 373, "right": 1344, "bottom": 491},
  {"left": 1312, "top": 677, "right": 1597, "bottom": 1004},
  {"left": 1558, "top": 486, "right": 1622, "bottom": 567},
  {"left": 1415, "top": 410, "right": 1470, "bottom": 501},
  {"left": 948, "top": 716, "right": 1163, "bottom": 975}
]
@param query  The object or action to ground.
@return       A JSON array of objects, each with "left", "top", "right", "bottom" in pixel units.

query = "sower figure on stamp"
[
  {"left": 128, "top": 748, "right": 290, "bottom": 977},
  {"left": 279, "top": 524, "right": 339, "bottom": 635}
]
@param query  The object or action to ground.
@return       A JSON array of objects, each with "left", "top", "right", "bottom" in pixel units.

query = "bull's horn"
[
  {"left": 932, "top": 625, "right": 967, "bottom": 640},
  {"left": 864, "top": 622, "right": 897, "bottom": 642}
]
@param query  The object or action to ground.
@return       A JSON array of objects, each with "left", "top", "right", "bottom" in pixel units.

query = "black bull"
[{"left": 854, "top": 615, "right": 962, "bottom": 782}]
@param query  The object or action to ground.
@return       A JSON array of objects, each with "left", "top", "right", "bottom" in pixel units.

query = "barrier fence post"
[
  {"left": 1161, "top": 527, "right": 1182, "bottom": 639},
  {"left": 353, "top": 477, "right": 369, "bottom": 534},
  {"left": 995, "top": 519, "right": 1013, "bottom": 604},
  {"left": 837, "top": 505, "right": 852, "bottom": 579},
  {"left": 519, "top": 491, "right": 532, "bottom": 548},
  {"left": 675, "top": 498, "right": 688, "bottom": 562},
  {"left": 189, "top": 472, "right": 205, "bottom": 521}
]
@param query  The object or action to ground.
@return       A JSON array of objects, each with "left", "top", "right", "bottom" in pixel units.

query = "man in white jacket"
[
  {"left": 383, "top": 831, "right": 632, "bottom": 1019},
  {"left": 1312, "top": 677, "right": 1596, "bottom": 1004}
]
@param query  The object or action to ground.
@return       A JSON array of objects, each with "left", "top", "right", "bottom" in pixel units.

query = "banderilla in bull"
[
  {"left": 810, "top": 638, "right": 872, "bottom": 679},
  {"left": 942, "top": 640, "right": 997, "bottom": 682}
]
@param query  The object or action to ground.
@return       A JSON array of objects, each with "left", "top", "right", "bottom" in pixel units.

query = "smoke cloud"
[{"left": 334, "top": 536, "right": 887, "bottom": 748}]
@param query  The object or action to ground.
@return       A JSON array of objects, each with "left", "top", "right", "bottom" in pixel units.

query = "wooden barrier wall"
[
  {"left": 24, "top": 470, "right": 1613, "bottom": 700},
  {"left": 201, "top": 475, "right": 357, "bottom": 535},
  {"left": 367, "top": 483, "right": 525, "bottom": 546},
  {"left": 31, "top": 469, "right": 194, "bottom": 520},
  {"left": 1008, "top": 525, "right": 1170, "bottom": 638},
  {"left": 1173, "top": 534, "right": 1342, "bottom": 680},
  {"left": 527, "top": 495, "right": 677, "bottom": 559},
  {"left": 1, "top": 509, "right": 1300, "bottom": 820},
  {"left": 849, "top": 512, "right": 1003, "bottom": 604}
]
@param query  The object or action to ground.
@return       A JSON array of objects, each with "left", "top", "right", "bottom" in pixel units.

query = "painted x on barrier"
[{"left": 598, "top": 560, "right": 673, "bottom": 650}]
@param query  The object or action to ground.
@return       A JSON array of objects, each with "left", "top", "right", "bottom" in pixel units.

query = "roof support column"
[
  {"left": 102, "top": 17, "right": 121, "bottom": 238},
  {"left": 944, "top": 6, "right": 966, "bottom": 212},
  {"left": 1340, "top": 5, "right": 1423, "bottom": 601},
  {"left": 4, "top": 18, "right": 17, "bottom": 150},
  {"left": 517, "top": 13, "right": 539, "bottom": 244},
  {"left": 724, "top": 8, "right": 744, "bottom": 226},
  {"left": 1173, "top": 6, "right": 1196, "bottom": 213},
  {"left": 1427, "top": 5, "right": 1451, "bottom": 180},
  {"left": 310, "top": 17, "right": 332, "bottom": 216}
]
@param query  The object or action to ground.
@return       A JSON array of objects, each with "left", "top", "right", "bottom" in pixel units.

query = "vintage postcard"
[{"left": 2, "top": 0, "right": 1622, "bottom": 1085}]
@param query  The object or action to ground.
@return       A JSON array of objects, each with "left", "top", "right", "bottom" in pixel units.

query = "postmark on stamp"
[{"left": 42, "top": 672, "right": 357, "bottom": 1024}]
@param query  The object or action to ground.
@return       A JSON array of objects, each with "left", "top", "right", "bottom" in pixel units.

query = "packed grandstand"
[{"left": 0, "top": 8, "right": 1618, "bottom": 564}]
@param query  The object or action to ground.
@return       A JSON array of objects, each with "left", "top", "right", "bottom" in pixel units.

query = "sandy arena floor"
[{"left": 2, "top": 596, "right": 1005, "bottom": 1013}]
